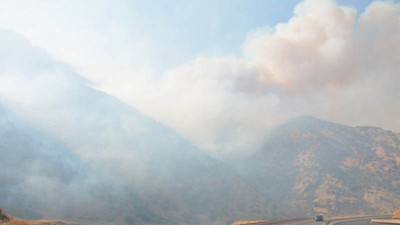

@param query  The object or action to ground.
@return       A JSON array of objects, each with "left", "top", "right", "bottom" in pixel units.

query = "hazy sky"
[{"left": 0, "top": 0, "right": 399, "bottom": 155}]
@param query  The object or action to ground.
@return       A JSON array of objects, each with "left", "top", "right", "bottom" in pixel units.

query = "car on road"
[{"left": 315, "top": 215, "right": 324, "bottom": 221}]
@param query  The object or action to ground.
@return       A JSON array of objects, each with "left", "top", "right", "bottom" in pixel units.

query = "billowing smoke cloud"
[
  {"left": 244, "top": 0, "right": 357, "bottom": 93},
  {"left": 0, "top": 0, "right": 399, "bottom": 157},
  {"left": 116, "top": 0, "right": 400, "bottom": 156},
  {"left": 0, "top": 1, "right": 399, "bottom": 222}
]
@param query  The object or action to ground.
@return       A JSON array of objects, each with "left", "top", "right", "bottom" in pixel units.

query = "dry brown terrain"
[
  {"left": 4, "top": 218, "right": 77, "bottom": 225},
  {"left": 232, "top": 220, "right": 269, "bottom": 225},
  {"left": 392, "top": 209, "right": 400, "bottom": 219},
  {"left": 241, "top": 116, "right": 400, "bottom": 217},
  {"left": 0, "top": 208, "right": 76, "bottom": 225}
]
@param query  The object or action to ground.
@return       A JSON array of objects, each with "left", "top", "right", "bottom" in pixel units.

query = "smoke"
[
  {"left": 0, "top": 29, "right": 152, "bottom": 189},
  {"left": 0, "top": 28, "right": 212, "bottom": 221},
  {"left": 0, "top": 0, "right": 399, "bottom": 157},
  {"left": 114, "top": 0, "right": 400, "bottom": 156},
  {"left": 0, "top": 1, "right": 399, "bottom": 222},
  {"left": 244, "top": 0, "right": 357, "bottom": 93}
]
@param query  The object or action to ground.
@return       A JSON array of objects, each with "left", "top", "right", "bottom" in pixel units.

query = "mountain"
[
  {"left": 0, "top": 29, "right": 268, "bottom": 225},
  {"left": 0, "top": 103, "right": 93, "bottom": 220},
  {"left": 0, "top": 99, "right": 269, "bottom": 225},
  {"left": 238, "top": 115, "right": 400, "bottom": 217},
  {"left": 3, "top": 95, "right": 400, "bottom": 224},
  {"left": 2, "top": 29, "right": 400, "bottom": 225}
]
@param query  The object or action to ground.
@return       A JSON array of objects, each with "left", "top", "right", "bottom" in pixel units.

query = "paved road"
[
  {"left": 273, "top": 219, "right": 326, "bottom": 225},
  {"left": 330, "top": 217, "right": 372, "bottom": 225},
  {"left": 276, "top": 215, "right": 392, "bottom": 225},
  {"left": 288, "top": 219, "right": 323, "bottom": 225},
  {"left": 330, "top": 215, "right": 393, "bottom": 225}
]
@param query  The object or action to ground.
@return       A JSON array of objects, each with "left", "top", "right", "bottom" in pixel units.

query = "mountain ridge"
[{"left": 239, "top": 115, "right": 400, "bottom": 217}]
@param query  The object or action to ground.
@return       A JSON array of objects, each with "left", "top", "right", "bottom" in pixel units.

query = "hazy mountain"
[
  {"left": 238, "top": 115, "right": 400, "bottom": 217},
  {"left": 2, "top": 29, "right": 400, "bottom": 225},
  {"left": 0, "top": 89, "right": 270, "bottom": 224},
  {"left": 3, "top": 98, "right": 400, "bottom": 224},
  {"left": 0, "top": 99, "right": 269, "bottom": 225},
  {"left": 0, "top": 29, "right": 269, "bottom": 225},
  {"left": 0, "top": 103, "right": 91, "bottom": 219}
]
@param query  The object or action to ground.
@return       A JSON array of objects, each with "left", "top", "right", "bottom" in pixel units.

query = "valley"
[
  {"left": 2, "top": 109, "right": 400, "bottom": 225},
  {"left": 1, "top": 0, "right": 400, "bottom": 224}
]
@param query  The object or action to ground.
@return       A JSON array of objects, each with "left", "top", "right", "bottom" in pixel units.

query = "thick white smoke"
[
  {"left": 0, "top": 0, "right": 399, "bottom": 156},
  {"left": 123, "top": 0, "right": 400, "bottom": 156}
]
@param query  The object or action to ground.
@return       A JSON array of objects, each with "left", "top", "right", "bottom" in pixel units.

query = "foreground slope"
[
  {"left": 0, "top": 208, "right": 76, "bottom": 225},
  {"left": 239, "top": 116, "right": 400, "bottom": 216}
]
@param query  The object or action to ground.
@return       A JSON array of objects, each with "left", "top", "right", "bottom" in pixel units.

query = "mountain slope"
[
  {"left": 0, "top": 95, "right": 270, "bottom": 225},
  {"left": 0, "top": 29, "right": 269, "bottom": 225},
  {"left": 239, "top": 116, "right": 400, "bottom": 216},
  {"left": 2, "top": 29, "right": 400, "bottom": 224},
  {"left": 0, "top": 103, "right": 92, "bottom": 220}
]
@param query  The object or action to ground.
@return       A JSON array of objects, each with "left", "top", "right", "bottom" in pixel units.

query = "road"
[
  {"left": 329, "top": 215, "right": 393, "bottom": 225},
  {"left": 275, "top": 215, "right": 392, "bottom": 225},
  {"left": 330, "top": 217, "right": 375, "bottom": 225}
]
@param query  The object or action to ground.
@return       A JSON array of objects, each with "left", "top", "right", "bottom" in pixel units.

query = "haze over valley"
[{"left": 0, "top": 0, "right": 400, "bottom": 224}]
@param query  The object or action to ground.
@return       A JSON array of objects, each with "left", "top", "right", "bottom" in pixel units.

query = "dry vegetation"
[
  {"left": 392, "top": 209, "right": 400, "bottom": 219},
  {"left": 232, "top": 221, "right": 269, "bottom": 225},
  {"left": 0, "top": 208, "right": 76, "bottom": 225},
  {"left": 4, "top": 218, "right": 77, "bottom": 225}
]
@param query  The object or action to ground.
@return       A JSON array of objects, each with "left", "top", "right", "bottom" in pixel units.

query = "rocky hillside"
[{"left": 238, "top": 116, "right": 400, "bottom": 217}]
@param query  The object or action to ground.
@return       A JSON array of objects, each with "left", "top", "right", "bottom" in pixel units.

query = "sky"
[{"left": 0, "top": 0, "right": 399, "bottom": 156}]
